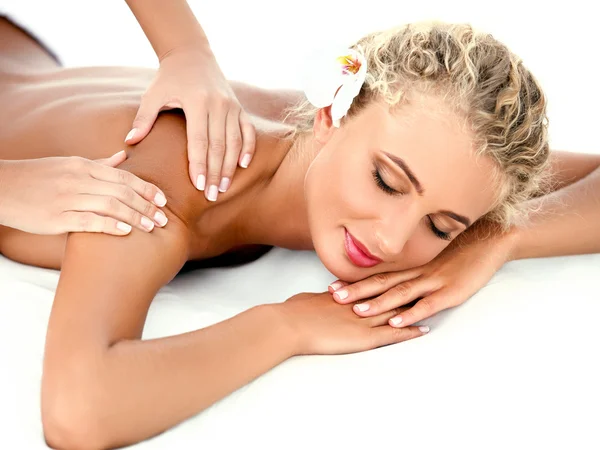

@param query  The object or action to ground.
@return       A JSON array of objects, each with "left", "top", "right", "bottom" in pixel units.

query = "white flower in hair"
[{"left": 303, "top": 47, "right": 367, "bottom": 127}]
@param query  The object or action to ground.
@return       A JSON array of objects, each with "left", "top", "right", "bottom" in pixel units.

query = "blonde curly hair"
[{"left": 284, "top": 21, "right": 551, "bottom": 230}]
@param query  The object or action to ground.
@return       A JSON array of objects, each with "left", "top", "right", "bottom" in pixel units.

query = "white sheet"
[{"left": 1, "top": 1, "right": 599, "bottom": 449}]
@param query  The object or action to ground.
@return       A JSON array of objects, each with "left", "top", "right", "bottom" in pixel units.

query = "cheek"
[
  {"left": 392, "top": 234, "right": 449, "bottom": 270},
  {"left": 305, "top": 149, "right": 364, "bottom": 219}
]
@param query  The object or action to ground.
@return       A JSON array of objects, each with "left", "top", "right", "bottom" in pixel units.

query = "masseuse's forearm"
[
  {"left": 125, "top": 0, "right": 209, "bottom": 59},
  {"left": 85, "top": 305, "right": 295, "bottom": 449},
  {"left": 511, "top": 163, "right": 600, "bottom": 260}
]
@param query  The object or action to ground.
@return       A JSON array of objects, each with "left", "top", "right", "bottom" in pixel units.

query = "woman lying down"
[{"left": 1, "top": 16, "right": 599, "bottom": 450}]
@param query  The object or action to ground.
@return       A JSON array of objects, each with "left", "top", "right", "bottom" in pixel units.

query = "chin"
[{"left": 313, "top": 239, "right": 365, "bottom": 283}]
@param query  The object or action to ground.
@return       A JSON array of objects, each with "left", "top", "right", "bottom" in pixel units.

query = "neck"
[{"left": 232, "top": 131, "right": 317, "bottom": 251}]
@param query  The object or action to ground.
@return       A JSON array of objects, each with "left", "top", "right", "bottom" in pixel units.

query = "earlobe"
[{"left": 312, "top": 107, "right": 336, "bottom": 144}]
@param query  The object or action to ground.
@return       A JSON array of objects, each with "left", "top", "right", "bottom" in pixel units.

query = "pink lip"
[{"left": 344, "top": 228, "right": 382, "bottom": 268}]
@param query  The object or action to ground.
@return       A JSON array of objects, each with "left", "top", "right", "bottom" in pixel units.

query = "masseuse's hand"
[
  {"left": 276, "top": 291, "right": 429, "bottom": 356},
  {"left": 0, "top": 151, "right": 168, "bottom": 236},
  {"left": 124, "top": 46, "right": 256, "bottom": 202},
  {"left": 328, "top": 221, "right": 519, "bottom": 329}
]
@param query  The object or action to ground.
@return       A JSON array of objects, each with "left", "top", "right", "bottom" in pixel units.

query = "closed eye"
[
  {"left": 373, "top": 165, "right": 452, "bottom": 241},
  {"left": 428, "top": 217, "right": 452, "bottom": 241},
  {"left": 372, "top": 168, "right": 401, "bottom": 196}
]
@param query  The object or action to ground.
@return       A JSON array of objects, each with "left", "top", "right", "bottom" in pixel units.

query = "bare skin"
[
  {"left": 2, "top": 17, "right": 600, "bottom": 450},
  {"left": 0, "top": 18, "right": 429, "bottom": 449}
]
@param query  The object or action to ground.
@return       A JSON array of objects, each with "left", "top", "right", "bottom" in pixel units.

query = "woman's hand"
[
  {"left": 329, "top": 221, "right": 520, "bottom": 328},
  {"left": 276, "top": 291, "right": 429, "bottom": 356},
  {"left": 0, "top": 151, "right": 168, "bottom": 236},
  {"left": 124, "top": 46, "right": 256, "bottom": 202}
]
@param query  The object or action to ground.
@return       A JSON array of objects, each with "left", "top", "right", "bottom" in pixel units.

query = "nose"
[{"left": 373, "top": 209, "right": 418, "bottom": 258}]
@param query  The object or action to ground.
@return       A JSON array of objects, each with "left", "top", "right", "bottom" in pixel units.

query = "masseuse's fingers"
[
  {"left": 91, "top": 153, "right": 168, "bottom": 207},
  {"left": 124, "top": 93, "right": 162, "bottom": 145},
  {"left": 81, "top": 180, "right": 168, "bottom": 229},
  {"left": 185, "top": 105, "right": 209, "bottom": 192},
  {"left": 238, "top": 110, "right": 256, "bottom": 169},
  {"left": 218, "top": 110, "right": 243, "bottom": 193},
  {"left": 330, "top": 269, "right": 421, "bottom": 304},
  {"left": 71, "top": 194, "right": 165, "bottom": 233},
  {"left": 96, "top": 150, "right": 128, "bottom": 167},
  {"left": 204, "top": 105, "right": 227, "bottom": 202},
  {"left": 60, "top": 211, "right": 133, "bottom": 236}
]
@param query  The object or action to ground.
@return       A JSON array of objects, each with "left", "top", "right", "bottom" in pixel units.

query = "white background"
[{"left": 3, "top": 0, "right": 600, "bottom": 155}]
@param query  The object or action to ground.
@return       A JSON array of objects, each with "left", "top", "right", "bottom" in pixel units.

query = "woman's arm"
[
  {"left": 546, "top": 150, "right": 600, "bottom": 192},
  {"left": 41, "top": 114, "right": 297, "bottom": 449},
  {"left": 229, "top": 81, "right": 305, "bottom": 122},
  {"left": 510, "top": 160, "right": 600, "bottom": 260},
  {"left": 43, "top": 226, "right": 296, "bottom": 450}
]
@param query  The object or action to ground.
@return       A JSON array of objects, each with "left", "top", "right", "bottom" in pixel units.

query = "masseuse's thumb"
[
  {"left": 96, "top": 150, "right": 127, "bottom": 167},
  {"left": 124, "top": 96, "right": 161, "bottom": 145}
]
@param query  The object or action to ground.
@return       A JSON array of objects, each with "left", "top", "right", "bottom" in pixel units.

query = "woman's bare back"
[{"left": 0, "top": 17, "right": 286, "bottom": 269}]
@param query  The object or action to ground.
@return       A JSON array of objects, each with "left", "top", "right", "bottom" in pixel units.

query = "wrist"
[
  {"left": 260, "top": 303, "right": 304, "bottom": 357},
  {"left": 503, "top": 224, "right": 524, "bottom": 262},
  {"left": 0, "top": 160, "right": 10, "bottom": 225},
  {"left": 157, "top": 40, "right": 213, "bottom": 64}
]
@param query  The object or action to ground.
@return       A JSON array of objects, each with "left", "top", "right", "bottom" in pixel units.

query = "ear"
[{"left": 312, "top": 106, "right": 336, "bottom": 144}]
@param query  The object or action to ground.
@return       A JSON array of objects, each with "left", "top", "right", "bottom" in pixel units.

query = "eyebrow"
[{"left": 382, "top": 151, "right": 472, "bottom": 228}]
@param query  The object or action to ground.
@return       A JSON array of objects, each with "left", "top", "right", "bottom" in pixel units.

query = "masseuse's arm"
[{"left": 124, "top": 0, "right": 256, "bottom": 201}]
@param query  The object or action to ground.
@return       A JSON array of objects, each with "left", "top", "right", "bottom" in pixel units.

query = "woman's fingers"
[
  {"left": 60, "top": 211, "right": 133, "bottom": 236},
  {"left": 351, "top": 279, "right": 436, "bottom": 318},
  {"left": 330, "top": 269, "right": 422, "bottom": 304},
  {"left": 91, "top": 156, "right": 167, "bottom": 207},
  {"left": 388, "top": 290, "right": 448, "bottom": 328},
  {"left": 367, "top": 306, "right": 410, "bottom": 326},
  {"left": 238, "top": 110, "right": 256, "bottom": 169},
  {"left": 370, "top": 323, "right": 429, "bottom": 348}
]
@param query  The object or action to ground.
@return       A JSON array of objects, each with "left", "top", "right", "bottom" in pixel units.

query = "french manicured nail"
[
  {"left": 117, "top": 222, "right": 132, "bottom": 233},
  {"left": 196, "top": 174, "right": 206, "bottom": 191},
  {"left": 333, "top": 289, "right": 348, "bottom": 301},
  {"left": 154, "top": 192, "right": 167, "bottom": 207},
  {"left": 219, "top": 177, "right": 230, "bottom": 193},
  {"left": 154, "top": 211, "right": 168, "bottom": 227},
  {"left": 125, "top": 128, "right": 137, "bottom": 142},
  {"left": 141, "top": 216, "right": 154, "bottom": 231},
  {"left": 389, "top": 317, "right": 403, "bottom": 327},
  {"left": 240, "top": 154, "right": 252, "bottom": 168},
  {"left": 354, "top": 303, "right": 369, "bottom": 312},
  {"left": 329, "top": 281, "right": 343, "bottom": 291},
  {"left": 419, "top": 326, "right": 430, "bottom": 333},
  {"left": 207, "top": 185, "right": 218, "bottom": 202}
]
